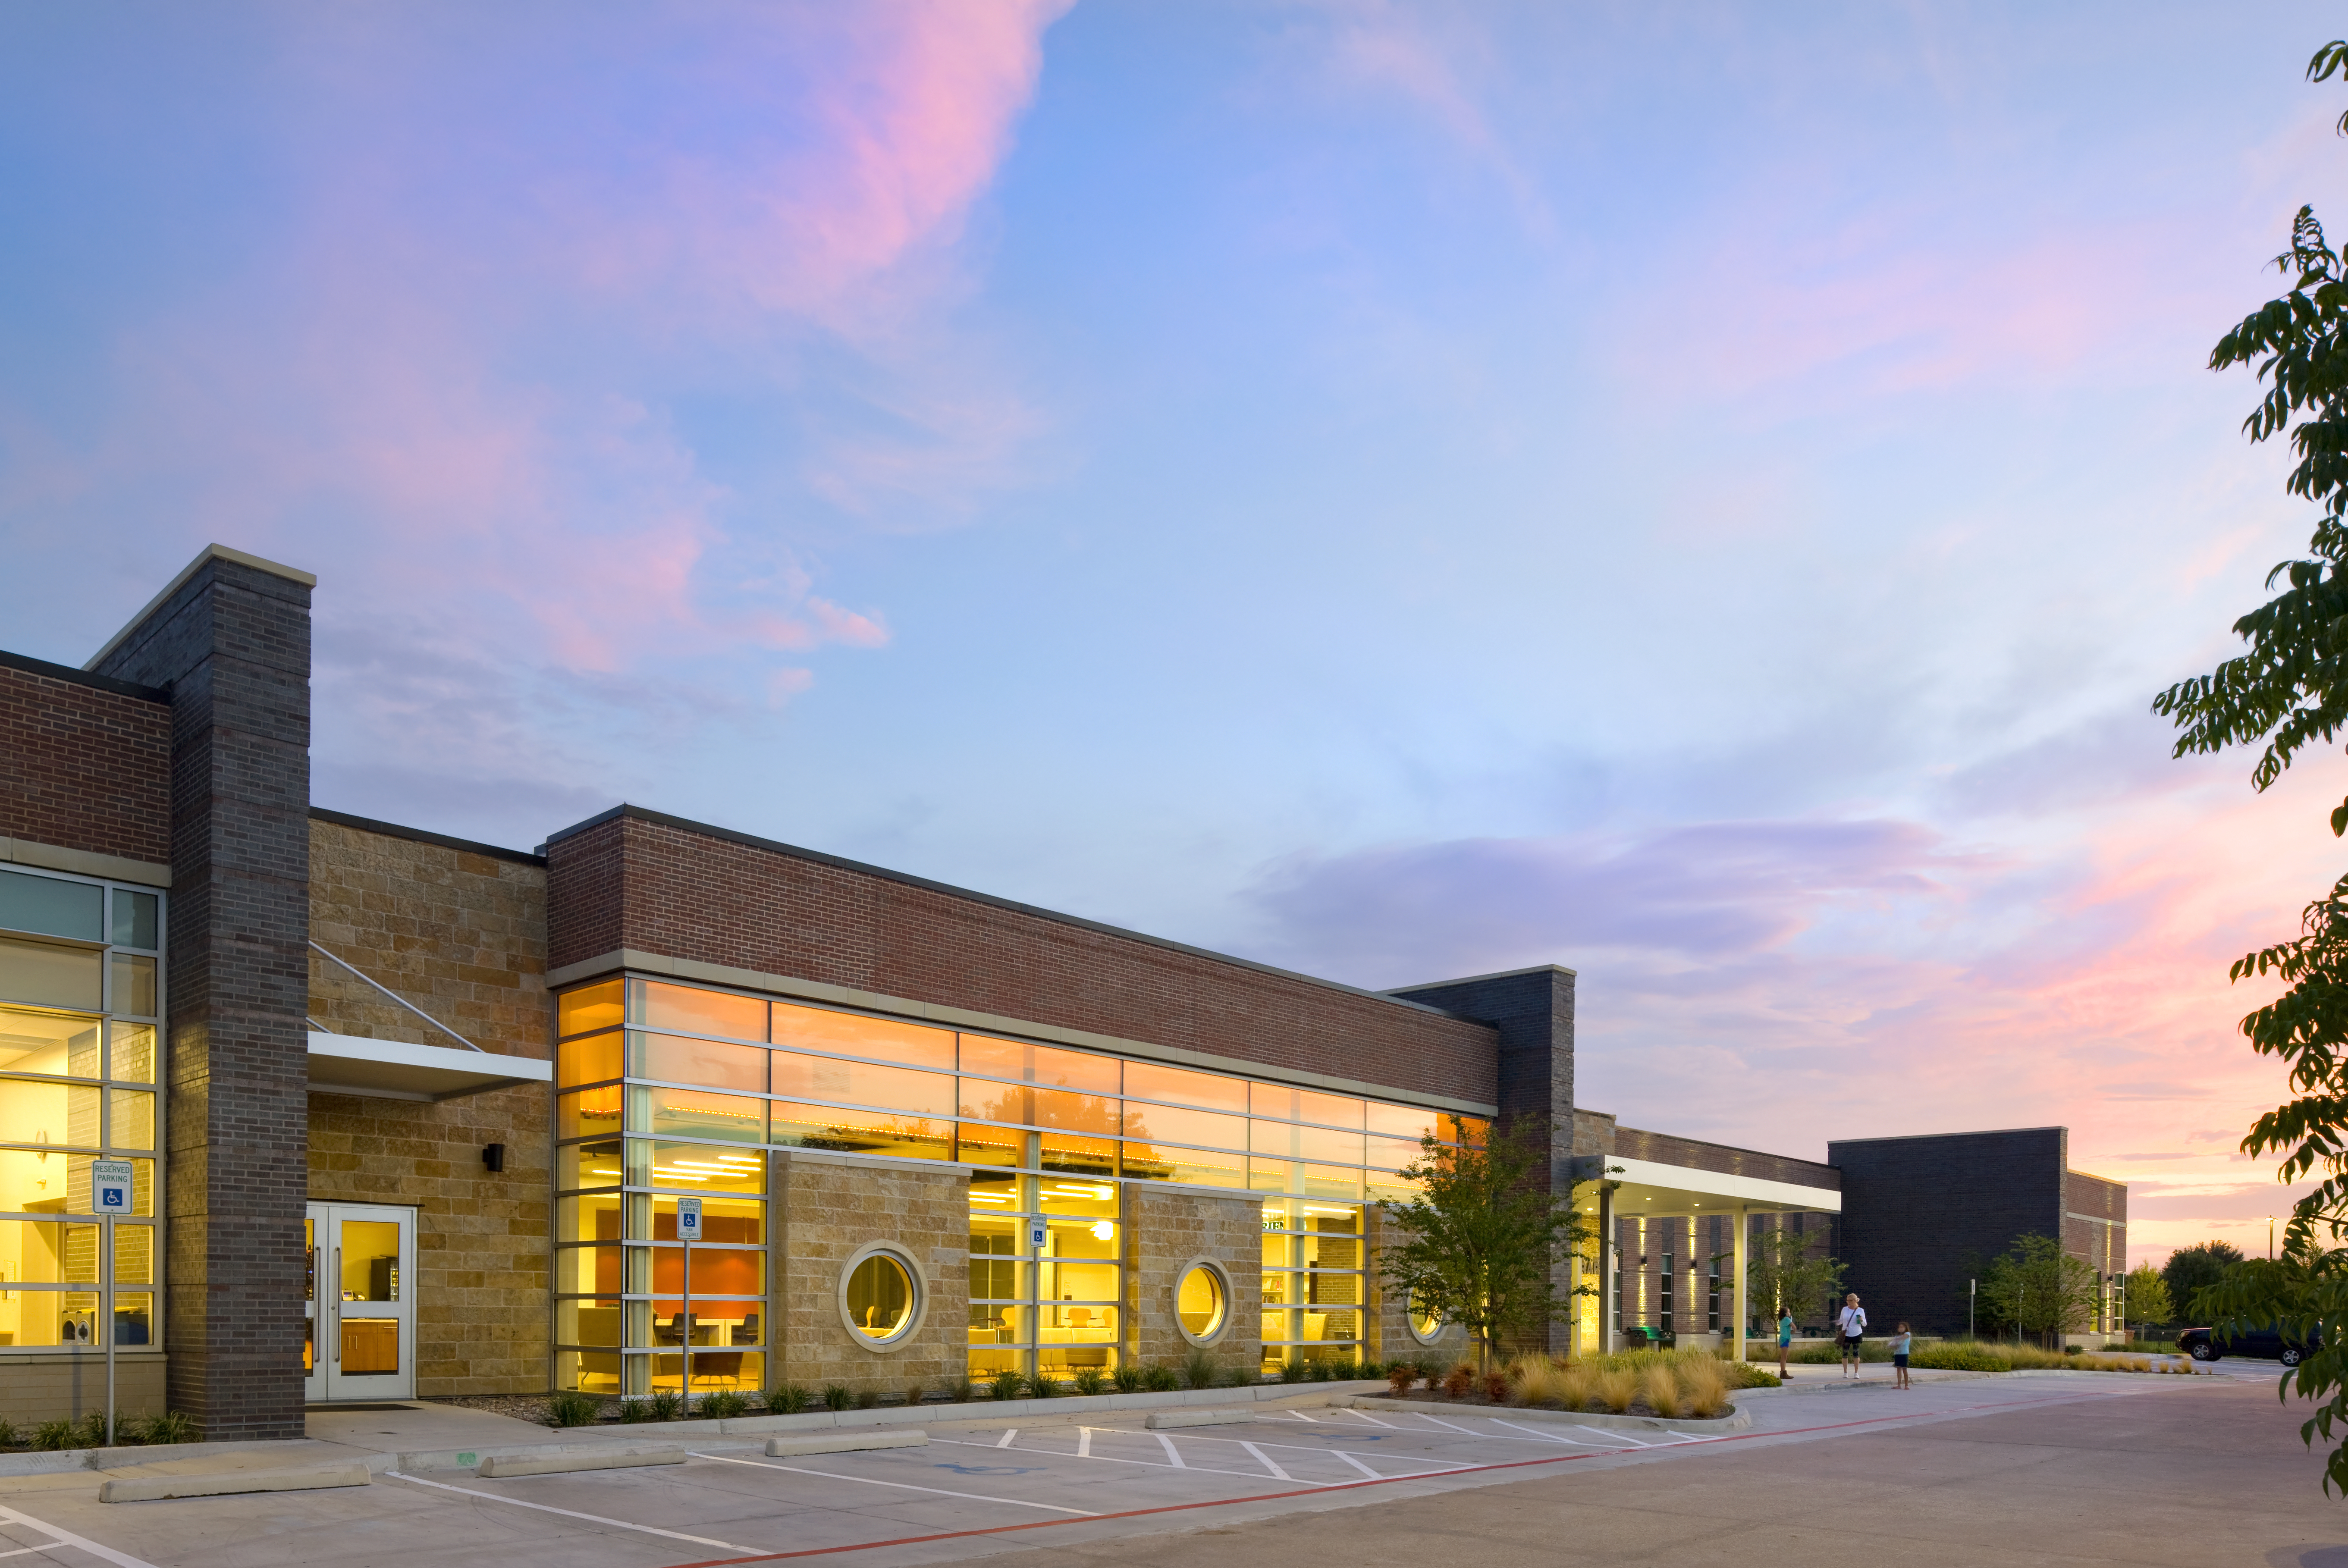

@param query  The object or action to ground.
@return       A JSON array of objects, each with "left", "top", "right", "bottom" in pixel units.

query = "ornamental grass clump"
[
  {"left": 1678, "top": 1359, "right": 1729, "bottom": 1419},
  {"left": 1594, "top": 1370, "right": 1638, "bottom": 1414},
  {"left": 699, "top": 1390, "right": 749, "bottom": 1419},
  {"left": 1641, "top": 1364, "right": 1682, "bottom": 1417},
  {"left": 1182, "top": 1348, "right": 1218, "bottom": 1389},
  {"left": 1558, "top": 1365, "right": 1597, "bottom": 1412},
  {"left": 549, "top": 1391, "right": 601, "bottom": 1427},
  {"left": 822, "top": 1383, "right": 856, "bottom": 1411},
  {"left": 1111, "top": 1363, "right": 1145, "bottom": 1394},
  {"left": 1509, "top": 1359, "right": 1563, "bottom": 1407},
  {"left": 990, "top": 1369, "right": 1027, "bottom": 1401},
  {"left": 765, "top": 1383, "right": 813, "bottom": 1414},
  {"left": 1072, "top": 1368, "right": 1108, "bottom": 1396}
]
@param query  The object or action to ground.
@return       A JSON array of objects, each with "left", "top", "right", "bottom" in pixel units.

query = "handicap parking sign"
[{"left": 92, "top": 1159, "right": 134, "bottom": 1213}]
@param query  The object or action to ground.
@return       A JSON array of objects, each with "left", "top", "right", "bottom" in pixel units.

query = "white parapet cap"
[
  {"left": 1591, "top": 1154, "right": 1841, "bottom": 1215},
  {"left": 307, "top": 1031, "right": 552, "bottom": 1102},
  {"left": 85, "top": 543, "right": 318, "bottom": 672}
]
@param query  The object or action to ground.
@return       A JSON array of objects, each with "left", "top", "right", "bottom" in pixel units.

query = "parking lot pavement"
[{"left": 0, "top": 1373, "right": 2258, "bottom": 1568}]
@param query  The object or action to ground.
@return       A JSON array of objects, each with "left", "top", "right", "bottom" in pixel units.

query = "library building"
[{"left": 0, "top": 545, "right": 2123, "bottom": 1439}]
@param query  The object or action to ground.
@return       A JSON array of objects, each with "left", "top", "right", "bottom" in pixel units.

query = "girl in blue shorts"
[{"left": 1890, "top": 1321, "right": 1913, "bottom": 1389}]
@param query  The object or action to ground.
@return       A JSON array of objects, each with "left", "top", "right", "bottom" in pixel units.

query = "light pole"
[
  {"left": 1968, "top": 1278, "right": 1976, "bottom": 1341},
  {"left": 2270, "top": 1215, "right": 2277, "bottom": 1261}
]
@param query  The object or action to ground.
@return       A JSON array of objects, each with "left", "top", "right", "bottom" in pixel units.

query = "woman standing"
[{"left": 1777, "top": 1305, "right": 1796, "bottom": 1379}]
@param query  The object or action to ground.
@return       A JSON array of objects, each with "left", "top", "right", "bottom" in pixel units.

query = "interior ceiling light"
[{"left": 1089, "top": 1220, "right": 1115, "bottom": 1240}]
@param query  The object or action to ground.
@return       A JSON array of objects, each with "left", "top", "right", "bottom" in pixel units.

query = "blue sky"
[{"left": 6, "top": 2, "right": 2346, "bottom": 1263}]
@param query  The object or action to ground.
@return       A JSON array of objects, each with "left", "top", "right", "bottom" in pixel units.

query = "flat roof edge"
[
  {"left": 0, "top": 647, "right": 168, "bottom": 704},
  {"left": 544, "top": 804, "right": 1480, "bottom": 1025},
  {"left": 310, "top": 806, "right": 546, "bottom": 867},
  {"left": 86, "top": 543, "right": 317, "bottom": 672}
]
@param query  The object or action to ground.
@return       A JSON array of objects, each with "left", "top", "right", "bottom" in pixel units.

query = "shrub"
[
  {"left": 1679, "top": 1360, "right": 1730, "bottom": 1419},
  {"left": 1030, "top": 1375, "right": 1061, "bottom": 1399},
  {"left": 1386, "top": 1364, "right": 1417, "bottom": 1395},
  {"left": 991, "top": 1369, "right": 1028, "bottom": 1401},
  {"left": 946, "top": 1375, "right": 977, "bottom": 1404},
  {"left": 549, "top": 1391, "right": 601, "bottom": 1428},
  {"left": 700, "top": 1390, "right": 749, "bottom": 1419},
  {"left": 765, "top": 1382, "right": 813, "bottom": 1414},
  {"left": 1278, "top": 1357, "right": 1309, "bottom": 1384},
  {"left": 822, "top": 1384, "right": 856, "bottom": 1411},
  {"left": 1594, "top": 1370, "right": 1637, "bottom": 1414},
  {"left": 1442, "top": 1364, "right": 1475, "bottom": 1399},
  {"left": 649, "top": 1389, "right": 685, "bottom": 1421},
  {"left": 1111, "top": 1363, "right": 1144, "bottom": 1394},
  {"left": 1479, "top": 1371, "right": 1509, "bottom": 1403},
  {"left": 1071, "top": 1368, "right": 1108, "bottom": 1396},
  {"left": 904, "top": 1380, "right": 927, "bottom": 1407},
  {"left": 0, "top": 1417, "right": 17, "bottom": 1449},
  {"left": 1142, "top": 1364, "right": 1180, "bottom": 1392},
  {"left": 856, "top": 1389, "right": 881, "bottom": 1410},
  {"left": 1182, "top": 1348, "right": 1219, "bottom": 1390},
  {"left": 32, "top": 1421, "right": 78, "bottom": 1452},
  {"left": 619, "top": 1398, "right": 657, "bottom": 1423}
]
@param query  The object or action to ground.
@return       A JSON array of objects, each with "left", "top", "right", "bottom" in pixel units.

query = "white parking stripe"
[
  {"left": 382, "top": 1473, "right": 755, "bottom": 1554},
  {"left": 933, "top": 1435, "right": 1333, "bottom": 1488},
  {"left": 1077, "top": 1427, "right": 1092, "bottom": 1458},
  {"left": 1573, "top": 1426, "right": 1652, "bottom": 1447},
  {"left": 1328, "top": 1447, "right": 1384, "bottom": 1480},
  {"left": 1153, "top": 1432, "right": 1185, "bottom": 1468},
  {"left": 995, "top": 1429, "right": 1019, "bottom": 1449},
  {"left": 1341, "top": 1408, "right": 1400, "bottom": 1429},
  {"left": 0, "top": 1503, "right": 160, "bottom": 1568},
  {"left": 0, "top": 1547, "right": 61, "bottom": 1561},
  {"left": 691, "top": 1452, "right": 1100, "bottom": 1516},
  {"left": 1237, "top": 1442, "right": 1294, "bottom": 1482}
]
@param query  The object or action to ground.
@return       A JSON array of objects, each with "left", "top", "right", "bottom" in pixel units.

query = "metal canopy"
[{"left": 306, "top": 1031, "right": 552, "bottom": 1102}]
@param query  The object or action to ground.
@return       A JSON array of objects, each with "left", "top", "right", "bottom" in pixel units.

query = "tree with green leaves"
[
  {"left": 1742, "top": 1225, "right": 1845, "bottom": 1333},
  {"left": 2161, "top": 1241, "right": 2244, "bottom": 1320},
  {"left": 2151, "top": 33, "right": 2348, "bottom": 1496},
  {"left": 1375, "top": 1118, "right": 1591, "bottom": 1373},
  {"left": 2122, "top": 1264, "right": 2174, "bottom": 1332},
  {"left": 1978, "top": 1235, "right": 2100, "bottom": 1348}
]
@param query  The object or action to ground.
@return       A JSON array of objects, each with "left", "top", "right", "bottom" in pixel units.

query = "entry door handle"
[{"left": 332, "top": 1249, "right": 341, "bottom": 1360}]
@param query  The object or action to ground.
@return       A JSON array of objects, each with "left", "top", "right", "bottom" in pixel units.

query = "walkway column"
[
  {"left": 1598, "top": 1184, "right": 1616, "bottom": 1354},
  {"left": 1731, "top": 1206, "right": 1748, "bottom": 1367}
]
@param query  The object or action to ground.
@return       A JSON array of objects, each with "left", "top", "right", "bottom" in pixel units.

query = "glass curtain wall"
[
  {"left": 0, "top": 867, "right": 163, "bottom": 1355},
  {"left": 551, "top": 976, "right": 1483, "bottom": 1389}
]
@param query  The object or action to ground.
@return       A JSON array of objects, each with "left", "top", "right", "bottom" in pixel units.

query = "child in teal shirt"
[{"left": 1890, "top": 1322, "right": 1914, "bottom": 1389}]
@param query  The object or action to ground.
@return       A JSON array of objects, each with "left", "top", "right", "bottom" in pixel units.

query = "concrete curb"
[
  {"left": 99, "top": 1463, "right": 371, "bottom": 1504},
  {"left": 384, "top": 1381, "right": 1390, "bottom": 1472},
  {"left": 1144, "top": 1409, "right": 1256, "bottom": 1430},
  {"left": 0, "top": 1438, "right": 317, "bottom": 1480},
  {"left": 1331, "top": 1393, "right": 1753, "bottom": 1435}
]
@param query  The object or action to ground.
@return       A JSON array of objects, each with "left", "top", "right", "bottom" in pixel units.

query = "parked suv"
[{"left": 2177, "top": 1323, "right": 2321, "bottom": 1365}]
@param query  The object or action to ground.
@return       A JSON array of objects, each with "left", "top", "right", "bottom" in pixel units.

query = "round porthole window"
[
  {"left": 838, "top": 1244, "right": 924, "bottom": 1347},
  {"left": 1174, "top": 1260, "right": 1230, "bottom": 1345},
  {"left": 1406, "top": 1291, "right": 1446, "bottom": 1345}
]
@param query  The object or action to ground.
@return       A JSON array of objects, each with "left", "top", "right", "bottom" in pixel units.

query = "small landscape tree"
[
  {"left": 1742, "top": 1225, "right": 1846, "bottom": 1333},
  {"left": 1980, "top": 1234, "right": 2100, "bottom": 1348},
  {"left": 2122, "top": 1264, "right": 2173, "bottom": 1333},
  {"left": 1376, "top": 1118, "right": 1591, "bottom": 1373}
]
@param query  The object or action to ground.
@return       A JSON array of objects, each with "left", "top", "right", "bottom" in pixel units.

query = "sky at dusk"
[{"left": 7, "top": 3, "right": 2348, "bottom": 1269}]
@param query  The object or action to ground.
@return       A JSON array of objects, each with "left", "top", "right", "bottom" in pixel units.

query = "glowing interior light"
[{"left": 1089, "top": 1220, "right": 1114, "bottom": 1240}]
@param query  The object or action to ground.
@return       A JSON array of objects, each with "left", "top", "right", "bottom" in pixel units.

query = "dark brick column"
[
  {"left": 92, "top": 546, "right": 314, "bottom": 1440},
  {"left": 1387, "top": 965, "right": 1576, "bottom": 1354}
]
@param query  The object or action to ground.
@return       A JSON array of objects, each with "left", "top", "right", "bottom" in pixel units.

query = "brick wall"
[
  {"left": 547, "top": 808, "right": 1500, "bottom": 1105},
  {"left": 306, "top": 812, "right": 553, "bottom": 1396},
  {"left": 2064, "top": 1169, "right": 2127, "bottom": 1303},
  {"left": 0, "top": 655, "right": 170, "bottom": 869},
  {"left": 94, "top": 552, "right": 314, "bottom": 1442},
  {"left": 1828, "top": 1128, "right": 2068, "bottom": 1337},
  {"left": 1123, "top": 1186, "right": 1261, "bottom": 1378},
  {"left": 774, "top": 1152, "right": 969, "bottom": 1397},
  {"left": 1612, "top": 1126, "right": 1841, "bottom": 1191}
]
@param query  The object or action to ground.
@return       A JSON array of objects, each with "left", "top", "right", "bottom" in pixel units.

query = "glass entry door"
[{"left": 304, "top": 1202, "right": 416, "bottom": 1402}]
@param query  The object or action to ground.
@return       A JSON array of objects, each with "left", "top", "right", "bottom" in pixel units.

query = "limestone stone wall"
[
  {"left": 773, "top": 1152, "right": 968, "bottom": 1396},
  {"left": 1365, "top": 1205, "right": 1468, "bottom": 1364},
  {"left": 0, "top": 1351, "right": 168, "bottom": 1428},
  {"left": 1124, "top": 1186, "right": 1260, "bottom": 1378},
  {"left": 305, "top": 814, "right": 553, "bottom": 1396}
]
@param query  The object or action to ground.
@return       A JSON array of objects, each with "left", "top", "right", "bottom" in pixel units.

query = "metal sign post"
[
  {"left": 91, "top": 1160, "right": 133, "bottom": 1446},
  {"left": 676, "top": 1198, "right": 703, "bottom": 1407}
]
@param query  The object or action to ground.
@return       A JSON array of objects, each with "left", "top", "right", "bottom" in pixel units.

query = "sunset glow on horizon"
[{"left": 7, "top": 4, "right": 2347, "bottom": 1269}]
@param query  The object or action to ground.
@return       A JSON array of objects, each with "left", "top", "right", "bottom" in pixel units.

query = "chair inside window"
[{"left": 732, "top": 1313, "right": 760, "bottom": 1345}]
